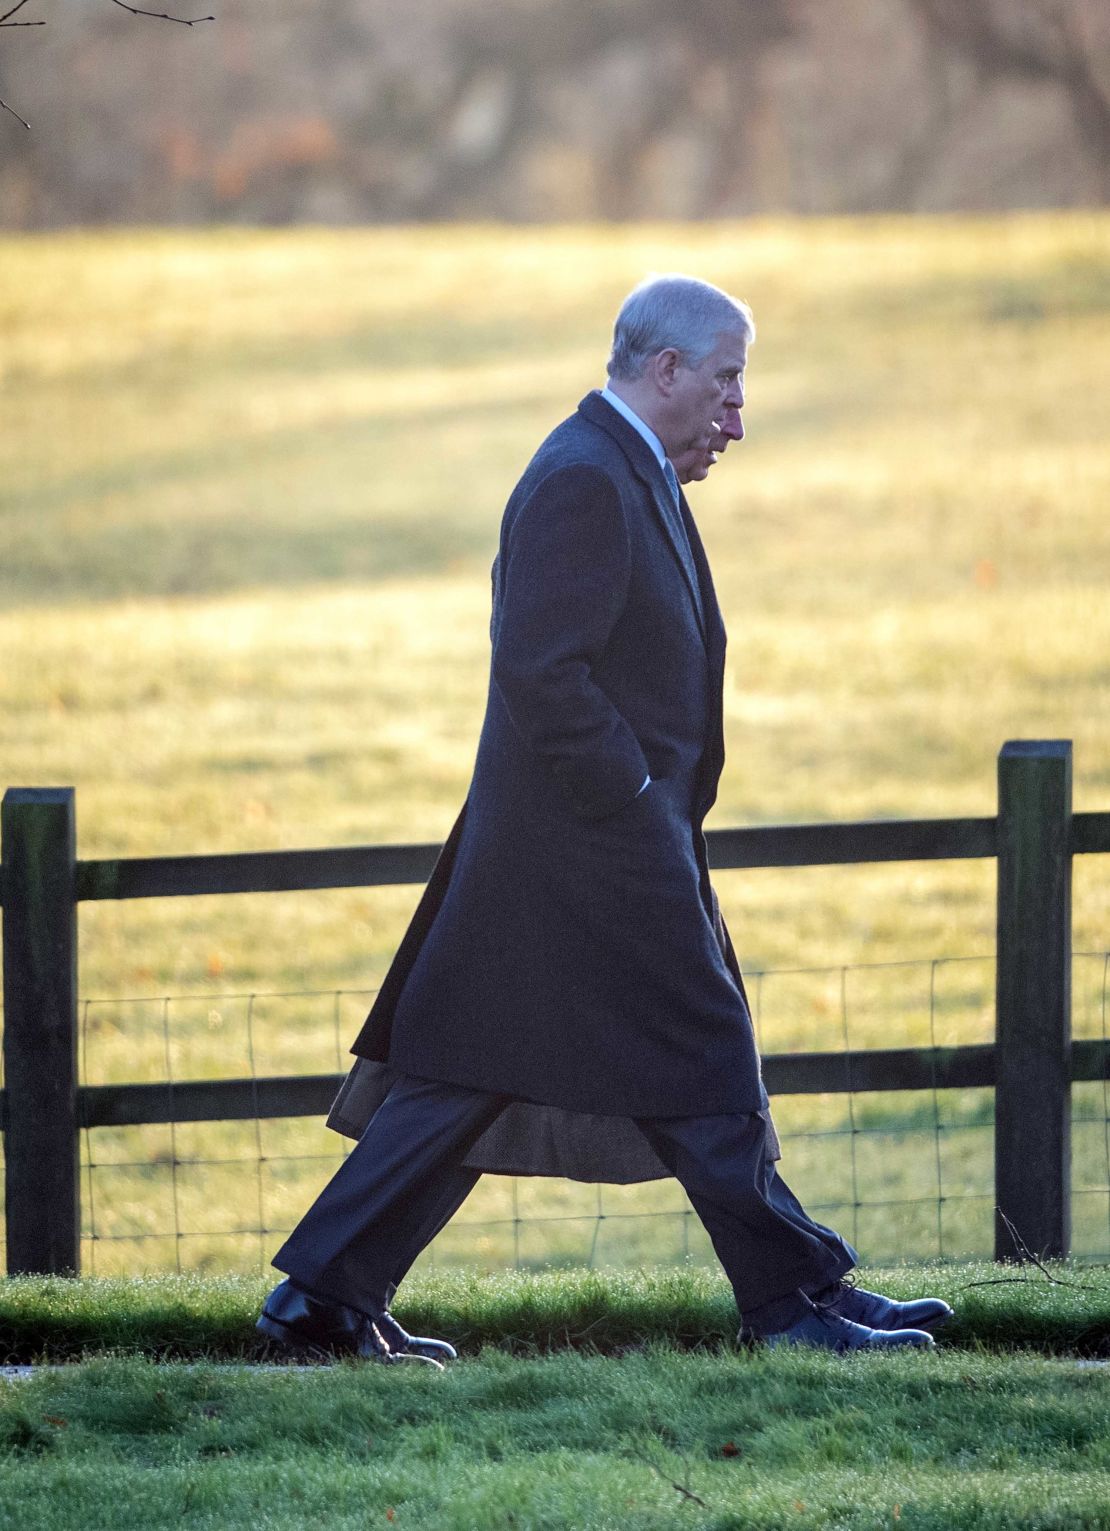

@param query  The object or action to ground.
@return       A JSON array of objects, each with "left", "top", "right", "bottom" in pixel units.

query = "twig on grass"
[
  {"left": 997, "top": 1208, "right": 1070, "bottom": 1283},
  {"left": 960, "top": 1208, "right": 1095, "bottom": 1292},
  {"left": 629, "top": 1445, "right": 709, "bottom": 1510}
]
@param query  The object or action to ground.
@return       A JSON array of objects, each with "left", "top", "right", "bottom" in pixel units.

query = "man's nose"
[{"left": 719, "top": 406, "right": 744, "bottom": 443}]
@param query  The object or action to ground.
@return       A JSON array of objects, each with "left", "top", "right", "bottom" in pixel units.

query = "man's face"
[
  {"left": 660, "top": 329, "right": 747, "bottom": 458},
  {"left": 672, "top": 400, "right": 745, "bottom": 485}
]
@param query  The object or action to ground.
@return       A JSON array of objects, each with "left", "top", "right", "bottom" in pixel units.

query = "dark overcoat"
[{"left": 334, "top": 391, "right": 770, "bottom": 1180}]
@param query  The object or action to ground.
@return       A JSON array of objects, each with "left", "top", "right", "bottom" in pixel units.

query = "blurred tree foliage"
[{"left": 0, "top": 0, "right": 1106, "bottom": 225}]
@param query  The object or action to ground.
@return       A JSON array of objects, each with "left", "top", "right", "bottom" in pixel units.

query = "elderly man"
[
  {"left": 674, "top": 400, "right": 744, "bottom": 483},
  {"left": 259, "top": 275, "right": 950, "bottom": 1364}
]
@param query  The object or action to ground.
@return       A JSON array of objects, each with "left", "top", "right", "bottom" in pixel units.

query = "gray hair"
[{"left": 606, "top": 274, "right": 755, "bottom": 382}]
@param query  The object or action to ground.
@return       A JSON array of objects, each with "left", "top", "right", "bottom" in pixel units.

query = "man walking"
[{"left": 260, "top": 275, "right": 950, "bottom": 1363}]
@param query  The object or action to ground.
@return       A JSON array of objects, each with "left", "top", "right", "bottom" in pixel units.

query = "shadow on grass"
[{"left": 2, "top": 1265, "right": 1109, "bottom": 1366}]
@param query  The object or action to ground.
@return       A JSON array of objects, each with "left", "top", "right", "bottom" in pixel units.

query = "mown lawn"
[
  {"left": 2, "top": 1269, "right": 1109, "bottom": 1530},
  {"left": 1, "top": 215, "right": 1109, "bottom": 1271},
  {"left": 4, "top": 1348, "right": 1110, "bottom": 1531}
]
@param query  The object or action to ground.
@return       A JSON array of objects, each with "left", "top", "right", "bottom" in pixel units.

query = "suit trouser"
[{"left": 273, "top": 1074, "right": 856, "bottom": 1336}]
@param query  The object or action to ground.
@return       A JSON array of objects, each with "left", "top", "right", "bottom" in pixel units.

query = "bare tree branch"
[
  {"left": 0, "top": 0, "right": 44, "bottom": 25},
  {"left": 0, "top": 1, "right": 36, "bottom": 128},
  {"left": 0, "top": 0, "right": 215, "bottom": 135},
  {"left": 0, "top": 93, "right": 30, "bottom": 127},
  {"left": 107, "top": 0, "right": 213, "bottom": 25},
  {"left": 906, "top": 0, "right": 1110, "bottom": 196}
]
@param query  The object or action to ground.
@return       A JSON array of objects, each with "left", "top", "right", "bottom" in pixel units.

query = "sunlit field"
[{"left": 1, "top": 215, "right": 1108, "bottom": 1273}]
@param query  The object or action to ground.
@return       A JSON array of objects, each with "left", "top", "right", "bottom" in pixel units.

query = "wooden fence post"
[
  {"left": 2, "top": 788, "right": 80, "bottom": 1275},
  {"left": 994, "top": 741, "right": 1072, "bottom": 1261}
]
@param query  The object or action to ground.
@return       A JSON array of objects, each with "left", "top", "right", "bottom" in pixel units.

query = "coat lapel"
[
  {"left": 680, "top": 487, "right": 728, "bottom": 818},
  {"left": 578, "top": 391, "right": 708, "bottom": 643}
]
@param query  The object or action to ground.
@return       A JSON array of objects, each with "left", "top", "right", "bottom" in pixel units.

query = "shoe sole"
[
  {"left": 837, "top": 1305, "right": 953, "bottom": 1334},
  {"left": 766, "top": 1335, "right": 935, "bottom": 1352},
  {"left": 256, "top": 1310, "right": 338, "bottom": 1362}
]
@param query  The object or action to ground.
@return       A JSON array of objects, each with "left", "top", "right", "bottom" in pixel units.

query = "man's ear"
[{"left": 648, "top": 348, "right": 682, "bottom": 396}]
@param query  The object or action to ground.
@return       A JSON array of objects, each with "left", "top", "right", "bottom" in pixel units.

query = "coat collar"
[
  {"left": 578, "top": 391, "right": 707, "bottom": 641},
  {"left": 578, "top": 389, "right": 663, "bottom": 490}
]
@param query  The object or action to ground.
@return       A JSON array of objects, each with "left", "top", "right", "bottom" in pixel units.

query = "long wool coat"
[{"left": 331, "top": 392, "right": 771, "bottom": 1181}]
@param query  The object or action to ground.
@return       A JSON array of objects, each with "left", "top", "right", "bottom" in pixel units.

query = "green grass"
[
  {"left": 2, "top": 1347, "right": 1109, "bottom": 1529},
  {"left": 3, "top": 1267, "right": 1110, "bottom": 1363},
  {"left": 3, "top": 1272, "right": 1110, "bottom": 1529},
  {"left": 2, "top": 215, "right": 1110, "bottom": 1271}
]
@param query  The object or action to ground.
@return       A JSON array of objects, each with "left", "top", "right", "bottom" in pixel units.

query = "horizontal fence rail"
[
  {"left": 0, "top": 1037, "right": 1104, "bottom": 1136},
  {"left": 1, "top": 819, "right": 1106, "bottom": 910},
  {"left": 3, "top": 740, "right": 1110, "bottom": 1277},
  {"left": 39, "top": 813, "right": 1110, "bottom": 904}
]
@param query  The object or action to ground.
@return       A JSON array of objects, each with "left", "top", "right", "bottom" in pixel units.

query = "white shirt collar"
[{"left": 600, "top": 385, "right": 669, "bottom": 474}]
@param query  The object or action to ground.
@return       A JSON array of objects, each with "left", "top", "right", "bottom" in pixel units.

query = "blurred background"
[
  {"left": 1, "top": 0, "right": 1108, "bottom": 1277},
  {"left": 3, "top": 0, "right": 1108, "bottom": 224}
]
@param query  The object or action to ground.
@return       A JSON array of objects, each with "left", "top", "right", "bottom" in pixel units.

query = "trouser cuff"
[
  {"left": 739, "top": 1288, "right": 811, "bottom": 1339},
  {"left": 287, "top": 1276, "right": 377, "bottom": 1320}
]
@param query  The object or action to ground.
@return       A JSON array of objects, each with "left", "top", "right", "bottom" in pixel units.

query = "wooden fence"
[{"left": 2, "top": 739, "right": 1109, "bottom": 1278}]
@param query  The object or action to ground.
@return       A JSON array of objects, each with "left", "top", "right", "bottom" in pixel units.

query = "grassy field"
[
  {"left": 4, "top": 1266, "right": 1110, "bottom": 1361},
  {"left": 6, "top": 1349, "right": 1110, "bottom": 1530},
  {"left": 2, "top": 1271, "right": 1110, "bottom": 1531},
  {"left": 1, "top": 215, "right": 1109, "bottom": 1272}
]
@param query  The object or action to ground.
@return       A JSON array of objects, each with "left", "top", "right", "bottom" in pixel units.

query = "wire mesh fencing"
[{"left": 50, "top": 950, "right": 1110, "bottom": 1278}]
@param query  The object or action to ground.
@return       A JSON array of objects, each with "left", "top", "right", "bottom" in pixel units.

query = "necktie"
[
  {"left": 663, "top": 458, "right": 681, "bottom": 510},
  {"left": 660, "top": 459, "right": 705, "bottom": 632}
]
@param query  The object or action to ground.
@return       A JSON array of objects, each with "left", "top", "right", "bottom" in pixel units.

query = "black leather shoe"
[
  {"left": 760, "top": 1298, "right": 935, "bottom": 1352},
  {"left": 375, "top": 1310, "right": 458, "bottom": 1364},
  {"left": 256, "top": 1280, "right": 444, "bottom": 1369},
  {"left": 815, "top": 1279, "right": 953, "bottom": 1333}
]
